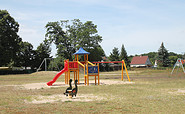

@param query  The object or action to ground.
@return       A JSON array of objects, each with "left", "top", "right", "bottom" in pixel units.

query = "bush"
[{"left": 0, "top": 69, "right": 34, "bottom": 75}]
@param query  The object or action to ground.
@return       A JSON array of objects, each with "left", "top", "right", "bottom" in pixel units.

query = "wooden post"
[
  {"left": 74, "top": 71, "right": 75, "bottom": 81},
  {"left": 67, "top": 60, "right": 70, "bottom": 84},
  {"left": 78, "top": 65, "right": 80, "bottom": 84},
  {"left": 95, "top": 76, "right": 96, "bottom": 85},
  {"left": 84, "top": 65, "right": 86, "bottom": 85},
  {"left": 86, "top": 64, "right": 89, "bottom": 85},
  {"left": 76, "top": 58, "right": 80, "bottom": 84},
  {"left": 123, "top": 60, "right": 131, "bottom": 82},
  {"left": 65, "top": 59, "right": 68, "bottom": 84},
  {"left": 65, "top": 71, "right": 66, "bottom": 84},
  {"left": 98, "top": 63, "right": 100, "bottom": 85},
  {"left": 122, "top": 60, "right": 124, "bottom": 81}
]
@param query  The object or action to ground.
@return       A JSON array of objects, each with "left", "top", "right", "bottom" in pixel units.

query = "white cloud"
[{"left": 18, "top": 25, "right": 45, "bottom": 48}]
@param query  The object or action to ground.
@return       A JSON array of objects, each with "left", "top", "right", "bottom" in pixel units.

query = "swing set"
[
  {"left": 93, "top": 60, "right": 131, "bottom": 82},
  {"left": 171, "top": 58, "right": 185, "bottom": 74}
]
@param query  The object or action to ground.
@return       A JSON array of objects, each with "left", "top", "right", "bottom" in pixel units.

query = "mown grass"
[{"left": 0, "top": 69, "right": 185, "bottom": 113}]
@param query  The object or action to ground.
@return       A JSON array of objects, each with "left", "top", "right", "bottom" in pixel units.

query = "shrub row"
[{"left": 0, "top": 69, "right": 34, "bottom": 75}]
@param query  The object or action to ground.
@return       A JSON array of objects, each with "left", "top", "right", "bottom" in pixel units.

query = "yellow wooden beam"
[
  {"left": 122, "top": 60, "right": 124, "bottom": 81},
  {"left": 88, "top": 61, "right": 95, "bottom": 66},
  {"left": 78, "top": 61, "right": 85, "bottom": 67},
  {"left": 122, "top": 60, "right": 131, "bottom": 82}
]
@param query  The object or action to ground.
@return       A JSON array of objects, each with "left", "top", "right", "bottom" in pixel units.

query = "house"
[{"left": 130, "top": 56, "right": 152, "bottom": 68}]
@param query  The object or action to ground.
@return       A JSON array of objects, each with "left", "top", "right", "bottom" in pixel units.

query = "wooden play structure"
[
  {"left": 64, "top": 47, "right": 100, "bottom": 85},
  {"left": 47, "top": 47, "right": 130, "bottom": 86},
  {"left": 47, "top": 47, "right": 99, "bottom": 86}
]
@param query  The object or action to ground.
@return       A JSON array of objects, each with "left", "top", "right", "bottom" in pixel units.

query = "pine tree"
[
  {"left": 109, "top": 47, "right": 119, "bottom": 61},
  {"left": 157, "top": 42, "right": 170, "bottom": 67},
  {"left": 120, "top": 44, "right": 130, "bottom": 66}
]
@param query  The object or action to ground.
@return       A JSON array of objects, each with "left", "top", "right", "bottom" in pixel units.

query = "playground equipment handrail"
[
  {"left": 88, "top": 61, "right": 95, "bottom": 66},
  {"left": 77, "top": 61, "right": 85, "bottom": 68}
]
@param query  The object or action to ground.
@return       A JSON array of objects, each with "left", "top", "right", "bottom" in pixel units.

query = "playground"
[
  {"left": 46, "top": 47, "right": 130, "bottom": 87},
  {"left": 1, "top": 2, "right": 185, "bottom": 113},
  {"left": 0, "top": 47, "right": 185, "bottom": 113},
  {"left": 0, "top": 69, "right": 185, "bottom": 113}
]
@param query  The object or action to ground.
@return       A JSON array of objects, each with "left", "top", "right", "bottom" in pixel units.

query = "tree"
[
  {"left": 169, "top": 56, "right": 178, "bottom": 67},
  {"left": 34, "top": 39, "right": 51, "bottom": 69},
  {"left": 109, "top": 47, "right": 120, "bottom": 61},
  {"left": 17, "top": 41, "right": 35, "bottom": 69},
  {"left": 141, "top": 52, "right": 158, "bottom": 64},
  {"left": 182, "top": 53, "right": 185, "bottom": 59},
  {"left": 0, "top": 10, "right": 22, "bottom": 66},
  {"left": 88, "top": 45, "right": 105, "bottom": 61},
  {"left": 120, "top": 44, "right": 130, "bottom": 66},
  {"left": 157, "top": 42, "right": 170, "bottom": 67},
  {"left": 45, "top": 19, "right": 102, "bottom": 60}
]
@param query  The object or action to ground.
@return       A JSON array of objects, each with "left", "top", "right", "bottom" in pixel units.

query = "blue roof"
[{"left": 73, "top": 47, "right": 90, "bottom": 55}]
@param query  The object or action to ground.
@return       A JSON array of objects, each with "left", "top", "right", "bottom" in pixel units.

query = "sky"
[{"left": 1, "top": 0, "right": 185, "bottom": 56}]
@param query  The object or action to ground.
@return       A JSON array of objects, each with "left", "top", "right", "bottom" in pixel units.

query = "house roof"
[
  {"left": 73, "top": 47, "right": 90, "bottom": 55},
  {"left": 130, "top": 56, "right": 149, "bottom": 65}
]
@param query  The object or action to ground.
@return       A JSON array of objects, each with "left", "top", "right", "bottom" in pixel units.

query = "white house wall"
[{"left": 130, "top": 64, "right": 146, "bottom": 67}]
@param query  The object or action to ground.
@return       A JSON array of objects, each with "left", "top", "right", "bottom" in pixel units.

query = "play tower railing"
[
  {"left": 84, "top": 62, "right": 99, "bottom": 85},
  {"left": 65, "top": 60, "right": 79, "bottom": 85}
]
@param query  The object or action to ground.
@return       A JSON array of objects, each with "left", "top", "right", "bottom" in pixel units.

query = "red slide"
[{"left": 47, "top": 61, "right": 68, "bottom": 86}]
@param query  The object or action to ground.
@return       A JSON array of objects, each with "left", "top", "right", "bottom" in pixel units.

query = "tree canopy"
[
  {"left": 1, "top": 10, "right": 183, "bottom": 70},
  {"left": 0, "top": 10, "right": 22, "bottom": 66},
  {"left": 109, "top": 47, "right": 120, "bottom": 61},
  {"left": 87, "top": 45, "right": 105, "bottom": 62},
  {"left": 34, "top": 39, "right": 51, "bottom": 69},
  {"left": 45, "top": 19, "right": 102, "bottom": 60},
  {"left": 120, "top": 44, "right": 130, "bottom": 66},
  {"left": 16, "top": 41, "right": 35, "bottom": 69}
]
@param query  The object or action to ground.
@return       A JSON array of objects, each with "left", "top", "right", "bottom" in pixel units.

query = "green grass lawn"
[{"left": 0, "top": 69, "right": 185, "bottom": 113}]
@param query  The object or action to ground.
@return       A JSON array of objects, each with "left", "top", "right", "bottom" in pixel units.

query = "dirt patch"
[
  {"left": 100, "top": 80, "right": 134, "bottom": 85},
  {"left": 169, "top": 89, "right": 185, "bottom": 95},
  {"left": 19, "top": 80, "right": 134, "bottom": 90},
  {"left": 21, "top": 82, "right": 68, "bottom": 89},
  {"left": 25, "top": 94, "right": 106, "bottom": 104},
  {"left": 30, "top": 71, "right": 59, "bottom": 76},
  {"left": 177, "top": 89, "right": 185, "bottom": 93},
  {"left": 21, "top": 80, "right": 132, "bottom": 104}
]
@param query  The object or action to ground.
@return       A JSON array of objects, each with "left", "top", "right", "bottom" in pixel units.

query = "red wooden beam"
[{"left": 92, "top": 61, "right": 123, "bottom": 64}]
